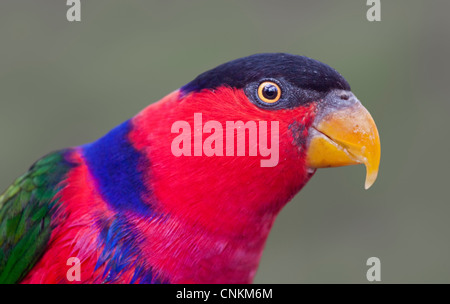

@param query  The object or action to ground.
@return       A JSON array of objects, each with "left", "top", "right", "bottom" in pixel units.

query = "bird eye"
[{"left": 257, "top": 81, "right": 281, "bottom": 104}]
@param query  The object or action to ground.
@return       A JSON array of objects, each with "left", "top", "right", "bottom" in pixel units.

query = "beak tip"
[{"left": 364, "top": 171, "right": 378, "bottom": 190}]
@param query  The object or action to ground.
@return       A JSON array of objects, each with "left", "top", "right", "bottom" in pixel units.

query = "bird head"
[
  {"left": 132, "top": 53, "right": 380, "bottom": 231},
  {"left": 181, "top": 53, "right": 380, "bottom": 187}
]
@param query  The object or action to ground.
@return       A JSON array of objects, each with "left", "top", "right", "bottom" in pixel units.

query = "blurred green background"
[{"left": 1, "top": 0, "right": 449, "bottom": 283}]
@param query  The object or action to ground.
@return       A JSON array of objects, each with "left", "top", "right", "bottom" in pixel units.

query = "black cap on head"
[{"left": 181, "top": 53, "right": 351, "bottom": 95}]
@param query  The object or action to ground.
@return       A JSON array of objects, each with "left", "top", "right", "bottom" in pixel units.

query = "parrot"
[{"left": 0, "top": 53, "right": 380, "bottom": 284}]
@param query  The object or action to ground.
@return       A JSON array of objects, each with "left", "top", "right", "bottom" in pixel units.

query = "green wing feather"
[{"left": 0, "top": 151, "right": 74, "bottom": 283}]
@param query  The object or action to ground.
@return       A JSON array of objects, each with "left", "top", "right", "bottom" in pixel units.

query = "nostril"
[{"left": 340, "top": 94, "right": 349, "bottom": 100}]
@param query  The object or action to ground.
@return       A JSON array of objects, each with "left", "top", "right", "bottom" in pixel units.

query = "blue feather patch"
[{"left": 82, "top": 120, "right": 156, "bottom": 217}]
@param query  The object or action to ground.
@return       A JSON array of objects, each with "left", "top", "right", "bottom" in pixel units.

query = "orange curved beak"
[{"left": 306, "top": 94, "right": 381, "bottom": 189}]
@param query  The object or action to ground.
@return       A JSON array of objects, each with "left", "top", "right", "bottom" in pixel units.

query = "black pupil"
[{"left": 262, "top": 84, "right": 278, "bottom": 100}]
